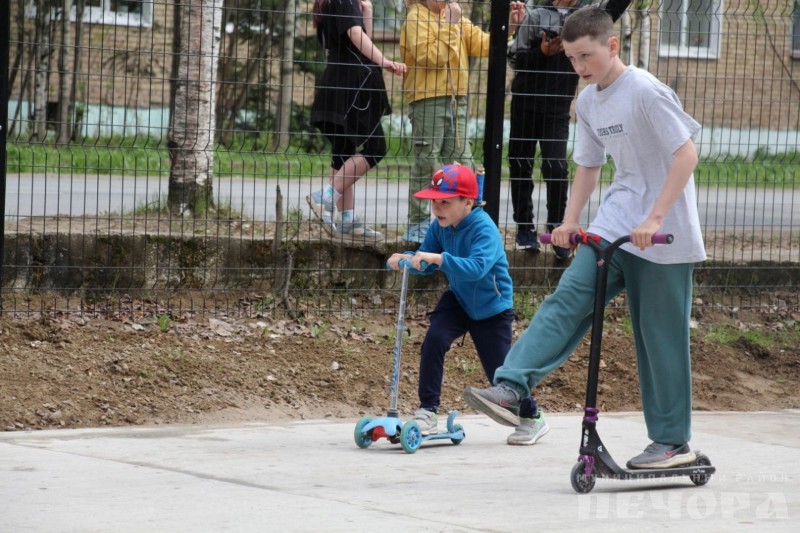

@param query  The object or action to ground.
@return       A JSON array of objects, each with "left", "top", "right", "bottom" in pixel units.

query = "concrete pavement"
[{"left": 1, "top": 410, "right": 797, "bottom": 532}]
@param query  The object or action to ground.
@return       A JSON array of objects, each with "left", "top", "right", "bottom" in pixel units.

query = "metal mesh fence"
[{"left": 2, "top": 0, "right": 799, "bottom": 319}]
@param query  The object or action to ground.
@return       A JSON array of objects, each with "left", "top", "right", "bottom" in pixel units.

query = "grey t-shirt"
[{"left": 574, "top": 65, "right": 706, "bottom": 264}]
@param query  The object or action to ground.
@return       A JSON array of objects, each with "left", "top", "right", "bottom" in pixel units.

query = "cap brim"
[{"left": 413, "top": 190, "right": 459, "bottom": 200}]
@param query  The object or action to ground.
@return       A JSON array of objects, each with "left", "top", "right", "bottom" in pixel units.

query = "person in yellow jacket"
[{"left": 399, "top": 0, "right": 524, "bottom": 244}]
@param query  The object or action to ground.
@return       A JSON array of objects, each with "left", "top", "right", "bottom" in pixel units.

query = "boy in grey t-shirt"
[{"left": 464, "top": 7, "right": 706, "bottom": 468}]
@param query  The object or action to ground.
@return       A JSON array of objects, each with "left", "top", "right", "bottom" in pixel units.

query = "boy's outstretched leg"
[{"left": 463, "top": 383, "right": 522, "bottom": 426}]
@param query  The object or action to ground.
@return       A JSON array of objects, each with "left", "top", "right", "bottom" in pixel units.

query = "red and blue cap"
[{"left": 413, "top": 163, "right": 479, "bottom": 200}]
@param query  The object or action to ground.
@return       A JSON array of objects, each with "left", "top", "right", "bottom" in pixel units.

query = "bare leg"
[{"left": 331, "top": 154, "right": 371, "bottom": 212}]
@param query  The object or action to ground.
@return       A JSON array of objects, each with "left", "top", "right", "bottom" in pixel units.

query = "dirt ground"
[{"left": 2, "top": 290, "right": 799, "bottom": 432}]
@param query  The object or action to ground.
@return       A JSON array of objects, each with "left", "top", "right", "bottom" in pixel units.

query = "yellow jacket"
[{"left": 400, "top": 3, "right": 490, "bottom": 104}]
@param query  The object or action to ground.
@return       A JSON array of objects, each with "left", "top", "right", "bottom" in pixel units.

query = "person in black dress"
[{"left": 307, "top": 0, "right": 406, "bottom": 239}]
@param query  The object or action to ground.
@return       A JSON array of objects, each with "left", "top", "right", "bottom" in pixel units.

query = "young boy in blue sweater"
[{"left": 388, "top": 164, "right": 547, "bottom": 445}]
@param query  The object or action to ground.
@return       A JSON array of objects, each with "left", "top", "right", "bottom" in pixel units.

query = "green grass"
[
  {"left": 7, "top": 137, "right": 799, "bottom": 188},
  {"left": 128, "top": 195, "right": 244, "bottom": 220},
  {"left": 701, "top": 323, "right": 800, "bottom": 348},
  {"left": 150, "top": 348, "right": 193, "bottom": 365},
  {"left": 156, "top": 315, "right": 172, "bottom": 333}
]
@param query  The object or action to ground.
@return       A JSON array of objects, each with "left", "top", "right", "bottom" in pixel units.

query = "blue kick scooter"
[
  {"left": 542, "top": 232, "right": 716, "bottom": 493},
  {"left": 353, "top": 260, "right": 466, "bottom": 453}
]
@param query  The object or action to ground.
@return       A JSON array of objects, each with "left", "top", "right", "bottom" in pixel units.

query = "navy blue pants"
[{"left": 419, "top": 291, "right": 515, "bottom": 412}]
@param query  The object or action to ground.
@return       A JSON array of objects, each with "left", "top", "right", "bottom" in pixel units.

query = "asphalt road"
[{"left": 4, "top": 175, "right": 798, "bottom": 231}]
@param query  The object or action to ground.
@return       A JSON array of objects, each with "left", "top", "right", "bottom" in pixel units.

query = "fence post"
[
  {"left": 0, "top": 0, "right": 9, "bottom": 311},
  {"left": 482, "top": 0, "right": 510, "bottom": 225}
]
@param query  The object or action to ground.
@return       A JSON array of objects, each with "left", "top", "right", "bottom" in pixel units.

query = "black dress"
[{"left": 310, "top": 0, "right": 391, "bottom": 146}]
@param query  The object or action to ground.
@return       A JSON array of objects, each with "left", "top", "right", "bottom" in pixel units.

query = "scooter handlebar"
[
  {"left": 539, "top": 233, "right": 674, "bottom": 245},
  {"left": 651, "top": 234, "right": 674, "bottom": 245},
  {"left": 386, "top": 259, "right": 430, "bottom": 271}
]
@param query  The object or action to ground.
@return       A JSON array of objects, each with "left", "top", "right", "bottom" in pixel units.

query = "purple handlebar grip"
[
  {"left": 540, "top": 233, "right": 674, "bottom": 245},
  {"left": 652, "top": 233, "right": 674, "bottom": 245},
  {"left": 540, "top": 233, "right": 580, "bottom": 245}
]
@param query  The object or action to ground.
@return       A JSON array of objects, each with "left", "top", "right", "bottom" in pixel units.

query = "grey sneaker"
[
  {"left": 507, "top": 412, "right": 550, "bottom": 445},
  {"left": 306, "top": 190, "right": 336, "bottom": 236},
  {"left": 463, "top": 383, "right": 521, "bottom": 427},
  {"left": 337, "top": 219, "right": 383, "bottom": 240},
  {"left": 412, "top": 408, "right": 439, "bottom": 436},
  {"left": 626, "top": 442, "right": 697, "bottom": 469}
]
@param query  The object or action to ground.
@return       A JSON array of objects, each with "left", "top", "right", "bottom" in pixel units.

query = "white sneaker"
[
  {"left": 507, "top": 412, "right": 550, "bottom": 446},
  {"left": 306, "top": 191, "right": 336, "bottom": 236},
  {"left": 412, "top": 408, "right": 439, "bottom": 436},
  {"left": 337, "top": 219, "right": 383, "bottom": 240}
]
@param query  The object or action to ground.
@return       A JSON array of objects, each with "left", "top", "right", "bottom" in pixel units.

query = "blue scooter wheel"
[
  {"left": 450, "top": 424, "right": 464, "bottom": 445},
  {"left": 400, "top": 421, "right": 422, "bottom": 454},
  {"left": 354, "top": 416, "right": 373, "bottom": 449}
]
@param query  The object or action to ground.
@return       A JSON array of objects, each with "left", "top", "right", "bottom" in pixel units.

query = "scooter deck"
[
  {"left": 572, "top": 437, "right": 715, "bottom": 493},
  {"left": 355, "top": 410, "right": 465, "bottom": 453},
  {"left": 593, "top": 458, "right": 716, "bottom": 480}
]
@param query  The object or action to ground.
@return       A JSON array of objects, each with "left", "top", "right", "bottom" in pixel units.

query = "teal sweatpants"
[{"left": 495, "top": 242, "right": 695, "bottom": 445}]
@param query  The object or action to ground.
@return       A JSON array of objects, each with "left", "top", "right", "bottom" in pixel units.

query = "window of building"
[
  {"left": 27, "top": 0, "right": 153, "bottom": 29},
  {"left": 659, "top": 0, "right": 722, "bottom": 59}
]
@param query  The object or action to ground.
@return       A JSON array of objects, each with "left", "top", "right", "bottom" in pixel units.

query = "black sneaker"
[
  {"left": 553, "top": 245, "right": 571, "bottom": 260},
  {"left": 626, "top": 442, "right": 697, "bottom": 469},
  {"left": 515, "top": 228, "right": 540, "bottom": 253}
]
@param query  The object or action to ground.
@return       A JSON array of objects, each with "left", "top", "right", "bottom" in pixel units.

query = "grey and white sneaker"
[
  {"left": 337, "top": 219, "right": 383, "bottom": 240},
  {"left": 507, "top": 412, "right": 550, "bottom": 445},
  {"left": 463, "top": 383, "right": 522, "bottom": 427},
  {"left": 412, "top": 408, "right": 439, "bottom": 436},
  {"left": 306, "top": 190, "right": 336, "bottom": 236},
  {"left": 626, "top": 442, "right": 696, "bottom": 469}
]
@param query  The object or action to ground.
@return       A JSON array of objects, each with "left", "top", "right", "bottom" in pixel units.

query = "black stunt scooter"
[{"left": 541, "top": 232, "right": 716, "bottom": 494}]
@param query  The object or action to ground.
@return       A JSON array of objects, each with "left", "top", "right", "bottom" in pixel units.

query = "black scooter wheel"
[
  {"left": 571, "top": 460, "right": 596, "bottom": 494},
  {"left": 690, "top": 453, "right": 713, "bottom": 486}
]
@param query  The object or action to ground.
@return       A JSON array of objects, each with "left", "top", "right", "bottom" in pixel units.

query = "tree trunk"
[
  {"left": 9, "top": 0, "right": 28, "bottom": 135},
  {"left": 218, "top": 26, "right": 272, "bottom": 148},
  {"left": 169, "top": 0, "right": 183, "bottom": 132},
  {"left": 168, "top": 0, "right": 223, "bottom": 218},
  {"left": 33, "top": 0, "right": 52, "bottom": 141},
  {"left": 57, "top": 0, "right": 72, "bottom": 142},
  {"left": 620, "top": 11, "right": 632, "bottom": 66},
  {"left": 70, "top": 0, "right": 86, "bottom": 140},
  {"left": 8, "top": 0, "right": 26, "bottom": 99},
  {"left": 272, "top": 0, "right": 297, "bottom": 152},
  {"left": 637, "top": 6, "right": 651, "bottom": 70},
  {"left": 214, "top": 0, "right": 237, "bottom": 147}
]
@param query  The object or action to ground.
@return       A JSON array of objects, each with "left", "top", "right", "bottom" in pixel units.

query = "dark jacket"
[{"left": 509, "top": 0, "right": 631, "bottom": 113}]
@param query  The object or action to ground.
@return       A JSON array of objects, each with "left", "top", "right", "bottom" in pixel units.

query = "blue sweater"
[{"left": 410, "top": 208, "right": 513, "bottom": 321}]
